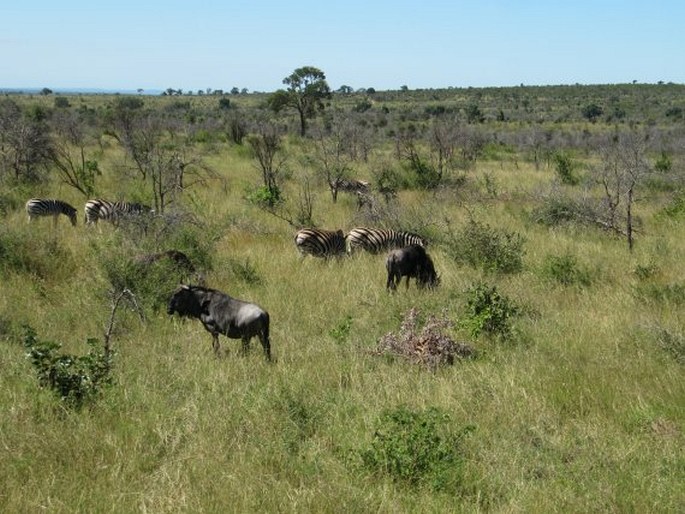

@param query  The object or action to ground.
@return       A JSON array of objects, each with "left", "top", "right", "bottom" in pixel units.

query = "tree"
[
  {"left": 48, "top": 109, "right": 101, "bottom": 196},
  {"left": 593, "top": 130, "right": 651, "bottom": 250},
  {"left": 0, "top": 99, "right": 52, "bottom": 182},
  {"left": 268, "top": 66, "right": 331, "bottom": 136}
]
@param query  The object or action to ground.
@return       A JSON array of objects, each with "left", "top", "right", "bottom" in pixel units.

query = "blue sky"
[{"left": 3, "top": 1, "right": 683, "bottom": 92}]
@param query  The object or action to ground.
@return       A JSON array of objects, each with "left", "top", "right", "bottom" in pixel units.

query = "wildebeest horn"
[{"left": 180, "top": 284, "right": 190, "bottom": 290}]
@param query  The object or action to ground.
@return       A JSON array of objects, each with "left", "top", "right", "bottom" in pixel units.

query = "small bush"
[
  {"left": 542, "top": 253, "right": 592, "bottom": 286},
  {"left": 652, "top": 326, "right": 685, "bottom": 364},
  {"left": 329, "top": 315, "right": 353, "bottom": 344},
  {"left": 634, "top": 282, "right": 685, "bottom": 305},
  {"left": 23, "top": 326, "right": 113, "bottom": 408},
  {"left": 462, "top": 283, "right": 518, "bottom": 340},
  {"left": 531, "top": 195, "right": 584, "bottom": 226},
  {"left": 246, "top": 185, "right": 283, "bottom": 208},
  {"left": 228, "top": 257, "right": 263, "bottom": 285},
  {"left": 375, "top": 308, "right": 475, "bottom": 369},
  {"left": 552, "top": 151, "right": 579, "bottom": 185},
  {"left": 446, "top": 219, "right": 525, "bottom": 274},
  {"left": 360, "top": 405, "right": 472, "bottom": 490}
]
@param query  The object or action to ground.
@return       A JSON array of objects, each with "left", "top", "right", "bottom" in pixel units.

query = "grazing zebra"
[
  {"left": 346, "top": 227, "right": 427, "bottom": 254},
  {"left": 84, "top": 199, "right": 152, "bottom": 225},
  {"left": 25, "top": 198, "right": 77, "bottom": 226},
  {"left": 295, "top": 228, "right": 346, "bottom": 258}
]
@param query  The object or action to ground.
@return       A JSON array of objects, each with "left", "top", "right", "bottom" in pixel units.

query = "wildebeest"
[
  {"left": 167, "top": 285, "right": 271, "bottom": 360},
  {"left": 386, "top": 244, "right": 439, "bottom": 291}
]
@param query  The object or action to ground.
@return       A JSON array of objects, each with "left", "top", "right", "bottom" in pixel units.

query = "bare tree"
[
  {"left": 247, "top": 123, "right": 285, "bottom": 204},
  {"left": 48, "top": 110, "right": 101, "bottom": 196},
  {"left": 594, "top": 130, "right": 651, "bottom": 250}
]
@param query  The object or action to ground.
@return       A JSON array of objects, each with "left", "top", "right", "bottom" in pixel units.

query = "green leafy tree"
[{"left": 268, "top": 66, "right": 331, "bottom": 136}]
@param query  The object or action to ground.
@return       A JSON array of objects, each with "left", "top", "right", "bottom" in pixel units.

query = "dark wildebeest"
[
  {"left": 386, "top": 244, "right": 439, "bottom": 291},
  {"left": 167, "top": 285, "right": 271, "bottom": 360}
]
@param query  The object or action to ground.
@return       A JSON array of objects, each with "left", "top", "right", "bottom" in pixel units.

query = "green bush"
[
  {"left": 446, "top": 219, "right": 525, "bottom": 274},
  {"left": 462, "top": 283, "right": 518, "bottom": 340},
  {"left": 360, "top": 405, "right": 472, "bottom": 490},
  {"left": 542, "top": 253, "right": 592, "bottom": 286},
  {"left": 246, "top": 185, "right": 283, "bottom": 208},
  {"left": 552, "top": 151, "right": 579, "bottom": 185},
  {"left": 23, "top": 326, "right": 113, "bottom": 408}
]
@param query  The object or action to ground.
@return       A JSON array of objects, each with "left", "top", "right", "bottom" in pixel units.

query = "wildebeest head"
[
  {"left": 418, "top": 256, "right": 440, "bottom": 289},
  {"left": 167, "top": 285, "right": 204, "bottom": 317}
]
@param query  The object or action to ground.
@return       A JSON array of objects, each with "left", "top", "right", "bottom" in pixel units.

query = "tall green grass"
[{"left": 0, "top": 137, "right": 683, "bottom": 513}]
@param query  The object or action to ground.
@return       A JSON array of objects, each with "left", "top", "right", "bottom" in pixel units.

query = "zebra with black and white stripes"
[
  {"left": 295, "top": 228, "right": 347, "bottom": 258},
  {"left": 84, "top": 199, "right": 152, "bottom": 225},
  {"left": 345, "top": 227, "right": 427, "bottom": 254},
  {"left": 25, "top": 198, "right": 78, "bottom": 226}
]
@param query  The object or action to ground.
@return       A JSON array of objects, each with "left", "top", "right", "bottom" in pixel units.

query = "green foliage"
[
  {"left": 0, "top": 227, "right": 75, "bottom": 279},
  {"left": 360, "top": 405, "right": 471, "bottom": 490},
  {"left": 651, "top": 325, "right": 685, "bottom": 364},
  {"left": 634, "top": 282, "right": 685, "bottom": 305},
  {"left": 658, "top": 191, "right": 685, "bottom": 219},
  {"left": 542, "top": 253, "right": 592, "bottom": 286},
  {"left": 552, "top": 151, "right": 579, "bottom": 185},
  {"left": 228, "top": 257, "right": 263, "bottom": 285},
  {"left": 654, "top": 152, "right": 672, "bottom": 173},
  {"left": 462, "top": 283, "right": 518, "bottom": 340},
  {"left": 246, "top": 184, "right": 283, "bottom": 208},
  {"left": 23, "top": 326, "right": 113, "bottom": 408},
  {"left": 582, "top": 103, "right": 603, "bottom": 122},
  {"left": 446, "top": 219, "right": 525, "bottom": 274},
  {"left": 329, "top": 315, "right": 353, "bottom": 344}
]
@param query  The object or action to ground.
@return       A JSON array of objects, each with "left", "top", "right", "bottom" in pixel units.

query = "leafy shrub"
[
  {"left": 651, "top": 326, "right": 685, "bottom": 364},
  {"left": 446, "top": 219, "right": 525, "bottom": 274},
  {"left": 633, "top": 262, "right": 660, "bottom": 281},
  {"left": 329, "top": 315, "right": 353, "bottom": 344},
  {"left": 634, "top": 282, "right": 685, "bottom": 305},
  {"left": 531, "top": 194, "right": 584, "bottom": 226},
  {"left": 100, "top": 251, "right": 183, "bottom": 312},
  {"left": 0, "top": 228, "right": 75, "bottom": 279},
  {"left": 375, "top": 308, "right": 475, "bottom": 369},
  {"left": 542, "top": 253, "right": 592, "bottom": 286},
  {"left": 552, "top": 151, "right": 579, "bottom": 185},
  {"left": 23, "top": 326, "right": 113, "bottom": 408},
  {"left": 654, "top": 152, "right": 672, "bottom": 173},
  {"left": 360, "top": 405, "right": 472, "bottom": 490},
  {"left": 228, "top": 257, "right": 263, "bottom": 285},
  {"left": 462, "top": 283, "right": 518, "bottom": 340},
  {"left": 246, "top": 185, "right": 283, "bottom": 208},
  {"left": 657, "top": 191, "right": 685, "bottom": 219}
]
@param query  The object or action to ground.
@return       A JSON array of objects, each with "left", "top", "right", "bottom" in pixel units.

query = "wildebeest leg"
[
  {"left": 212, "top": 333, "right": 221, "bottom": 356},
  {"left": 241, "top": 337, "right": 250, "bottom": 355},
  {"left": 260, "top": 330, "right": 272, "bottom": 361}
]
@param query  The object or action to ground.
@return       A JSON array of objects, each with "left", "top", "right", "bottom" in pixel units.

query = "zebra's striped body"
[
  {"left": 346, "top": 227, "right": 427, "bottom": 254},
  {"left": 25, "top": 198, "right": 77, "bottom": 226},
  {"left": 85, "top": 199, "right": 151, "bottom": 225},
  {"left": 295, "top": 228, "right": 346, "bottom": 258}
]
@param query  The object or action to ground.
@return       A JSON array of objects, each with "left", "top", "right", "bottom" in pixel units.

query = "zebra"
[
  {"left": 84, "top": 199, "right": 152, "bottom": 225},
  {"left": 295, "top": 228, "right": 347, "bottom": 258},
  {"left": 25, "top": 198, "right": 78, "bottom": 226},
  {"left": 346, "top": 227, "right": 427, "bottom": 254}
]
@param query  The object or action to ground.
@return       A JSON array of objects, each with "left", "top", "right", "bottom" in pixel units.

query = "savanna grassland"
[{"left": 0, "top": 84, "right": 684, "bottom": 513}]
